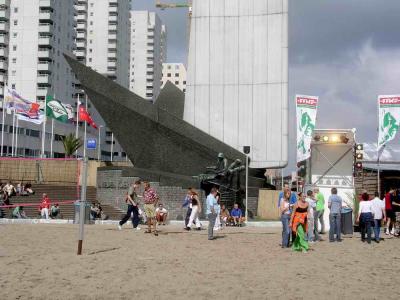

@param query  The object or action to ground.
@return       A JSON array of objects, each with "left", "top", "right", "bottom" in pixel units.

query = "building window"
[
  {"left": 14, "top": 7, "right": 18, "bottom": 13},
  {"left": 167, "top": 73, "right": 171, "bottom": 77},
  {"left": 175, "top": 65, "right": 179, "bottom": 70},
  {"left": 183, "top": 89, "right": 186, "bottom": 92},
  {"left": 12, "top": 58, "right": 16, "bottom": 63},
  {"left": 167, "top": 65, "right": 171, "bottom": 69},
  {"left": 11, "top": 70, "right": 16, "bottom": 76},
  {"left": 175, "top": 81, "right": 179, "bottom": 85},
  {"left": 13, "top": 20, "right": 17, "bottom": 26},
  {"left": 183, "top": 81, "right": 186, "bottom": 84},
  {"left": 12, "top": 32, "right": 17, "bottom": 38},
  {"left": 90, "top": 12, "right": 93, "bottom": 16},
  {"left": 175, "top": 73, "right": 179, "bottom": 77},
  {"left": 12, "top": 45, "right": 17, "bottom": 51}
]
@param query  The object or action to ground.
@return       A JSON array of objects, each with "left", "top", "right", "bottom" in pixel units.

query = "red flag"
[{"left": 79, "top": 105, "right": 98, "bottom": 129}]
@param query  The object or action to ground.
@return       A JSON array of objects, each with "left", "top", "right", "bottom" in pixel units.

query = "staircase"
[{"left": 1, "top": 184, "right": 124, "bottom": 220}]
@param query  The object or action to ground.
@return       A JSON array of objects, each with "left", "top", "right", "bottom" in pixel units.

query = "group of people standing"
[{"left": 118, "top": 181, "right": 160, "bottom": 236}]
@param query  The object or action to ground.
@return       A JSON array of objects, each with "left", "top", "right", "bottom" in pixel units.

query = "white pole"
[
  {"left": 97, "top": 126, "right": 101, "bottom": 161},
  {"left": 41, "top": 113, "right": 46, "bottom": 158},
  {"left": 77, "top": 156, "right": 88, "bottom": 255},
  {"left": 111, "top": 132, "right": 114, "bottom": 162},
  {"left": 50, "top": 118, "right": 54, "bottom": 158},
  {"left": 83, "top": 96, "right": 87, "bottom": 158},
  {"left": 15, "top": 117, "right": 19, "bottom": 156},
  {"left": 245, "top": 154, "right": 248, "bottom": 223},
  {"left": 75, "top": 94, "right": 80, "bottom": 157},
  {"left": 11, "top": 110, "right": 15, "bottom": 157},
  {"left": 1, "top": 94, "right": 5, "bottom": 157}
]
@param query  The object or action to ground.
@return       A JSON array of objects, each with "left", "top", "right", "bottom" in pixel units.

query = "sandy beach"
[{"left": 0, "top": 223, "right": 399, "bottom": 300}]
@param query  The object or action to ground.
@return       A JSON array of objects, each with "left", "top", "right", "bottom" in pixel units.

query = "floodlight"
[
  {"left": 314, "top": 135, "right": 321, "bottom": 142},
  {"left": 322, "top": 136, "right": 329, "bottom": 142},
  {"left": 356, "top": 153, "right": 363, "bottom": 160},
  {"left": 331, "top": 135, "right": 339, "bottom": 143},
  {"left": 356, "top": 144, "right": 363, "bottom": 151}
]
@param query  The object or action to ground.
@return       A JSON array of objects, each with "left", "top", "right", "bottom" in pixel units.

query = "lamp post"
[
  {"left": 97, "top": 125, "right": 103, "bottom": 161},
  {"left": 110, "top": 132, "right": 114, "bottom": 162},
  {"left": 243, "top": 146, "right": 250, "bottom": 223}
]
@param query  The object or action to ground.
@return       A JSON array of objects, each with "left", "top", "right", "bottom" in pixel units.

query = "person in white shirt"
[
  {"left": 357, "top": 192, "right": 373, "bottom": 244},
  {"left": 155, "top": 203, "right": 168, "bottom": 226},
  {"left": 305, "top": 190, "right": 317, "bottom": 242},
  {"left": 370, "top": 192, "right": 386, "bottom": 243}
]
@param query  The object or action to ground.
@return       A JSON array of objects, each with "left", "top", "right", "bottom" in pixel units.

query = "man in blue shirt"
[
  {"left": 230, "top": 203, "right": 243, "bottom": 226},
  {"left": 206, "top": 187, "right": 218, "bottom": 240},
  {"left": 328, "top": 187, "right": 343, "bottom": 242}
]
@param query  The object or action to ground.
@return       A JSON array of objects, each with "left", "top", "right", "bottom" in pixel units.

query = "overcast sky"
[{"left": 132, "top": 0, "right": 400, "bottom": 172}]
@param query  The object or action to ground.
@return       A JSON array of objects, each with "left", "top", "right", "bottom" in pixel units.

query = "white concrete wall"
[
  {"left": 185, "top": 0, "right": 288, "bottom": 168},
  {"left": 161, "top": 63, "right": 187, "bottom": 92}
]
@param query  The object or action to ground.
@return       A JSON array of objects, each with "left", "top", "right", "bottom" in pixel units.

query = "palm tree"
[{"left": 62, "top": 134, "right": 82, "bottom": 157}]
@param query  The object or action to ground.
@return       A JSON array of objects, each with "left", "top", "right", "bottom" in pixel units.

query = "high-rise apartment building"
[
  {"left": 74, "top": 0, "right": 131, "bottom": 161},
  {"left": 129, "top": 11, "right": 166, "bottom": 102},
  {"left": 0, "top": 0, "right": 10, "bottom": 98},
  {"left": 161, "top": 63, "right": 186, "bottom": 92}
]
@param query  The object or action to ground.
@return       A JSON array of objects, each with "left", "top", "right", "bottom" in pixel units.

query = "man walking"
[
  {"left": 314, "top": 187, "right": 325, "bottom": 235},
  {"left": 143, "top": 181, "right": 159, "bottom": 236},
  {"left": 206, "top": 187, "right": 218, "bottom": 240},
  {"left": 118, "top": 180, "right": 141, "bottom": 231},
  {"left": 371, "top": 192, "right": 386, "bottom": 243},
  {"left": 328, "top": 187, "right": 342, "bottom": 242}
]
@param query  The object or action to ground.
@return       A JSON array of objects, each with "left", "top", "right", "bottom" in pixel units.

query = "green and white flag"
[
  {"left": 296, "top": 95, "right": 318, "bottom": 163},
  {"left": 46, "top": 95, "right": 74, "bottom": 123},
  {"left": 378, "top": 95, "right": 400, "bottom": 150}
]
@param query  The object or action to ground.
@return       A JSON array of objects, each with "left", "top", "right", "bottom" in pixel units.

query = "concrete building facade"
[
  {"left": 129, "top": 11, "right": 166, "bottom": 102},
  {"left": 185, "top": 0, "right": 289, "bottom": 169},
  {"left": 161, "top": 63, "right": 186, "bottom": 92}
]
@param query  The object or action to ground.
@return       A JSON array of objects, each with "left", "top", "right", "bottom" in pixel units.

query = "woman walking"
[
  {"left": 280, "top": 190, "right": 291, "bottom": 248},
  {"left": 290, "top": 192, "right": 309, "bottom": 252},
  {"left": 185, "top": 189, "right": 202, "bottom": 230},
  {"left": 357, "top": 192, "right": 373, "bottom": 244}
]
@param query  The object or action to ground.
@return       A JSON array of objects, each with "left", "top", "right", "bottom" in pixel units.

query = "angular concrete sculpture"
[{"left": 64, "top": 54, "right": 246, "bottom": 180}]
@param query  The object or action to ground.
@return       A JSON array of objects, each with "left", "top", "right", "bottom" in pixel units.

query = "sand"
[{"left": 0, "top": 223, "right": 399, "bottom": 300}]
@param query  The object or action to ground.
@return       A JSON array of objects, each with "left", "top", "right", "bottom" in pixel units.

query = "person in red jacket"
[{"left": 39, "top": 193, "right": 51, "bottom": 219}]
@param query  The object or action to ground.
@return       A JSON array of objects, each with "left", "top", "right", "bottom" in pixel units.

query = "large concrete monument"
[{"left": 185, "top": 0, "right": 289, "bottom": 168}]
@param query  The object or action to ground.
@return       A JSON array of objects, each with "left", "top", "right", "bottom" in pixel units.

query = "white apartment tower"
[
  {"left": 74, "top": 0, "right": 130, "bottom": 88},
  {"left": 161, "top": 63, "right": 186, "bottom": 92},
  {"left": 0, "top": 0, "right": 10, "bottom": 98},
  {"left": 130, "top": 11, "right": 167, "bottom": 102},
  {"left": 74, "top": 0, "right": 131, "bottom": 161}
]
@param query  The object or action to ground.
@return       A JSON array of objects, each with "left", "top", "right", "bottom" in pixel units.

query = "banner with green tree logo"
[{"left": 378, "top": 95, "right": 400, "bottom": 150}]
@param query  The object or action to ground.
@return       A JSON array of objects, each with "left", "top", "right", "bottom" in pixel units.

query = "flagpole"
[
  {"left": 75, "top": 93, "right": 80, "bottom": 158},
  {"left": 50, "top": 118, "right": 54, "bottom": 158},
  {"left": 15, "top": 117, "right": 19, "bottom": 156},
  {"left": 111, "top": 132, "right": 114, "bottom": 162},
  {"left": 11, "top": 110, "right": 15, "bottom": 157},
  {"left": 1, "top": 87, "right": 6, "bottom": 157},
  {"left": 41, "top": 97, "right": 47, "bottom": 158},
  {"left": 83, "top": 95, "right": 87, "bottom": 158}
]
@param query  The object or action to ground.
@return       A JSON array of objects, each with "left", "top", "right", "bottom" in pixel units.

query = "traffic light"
[{"left": 354, "top": 144, "right": 364, "bottom": 176}]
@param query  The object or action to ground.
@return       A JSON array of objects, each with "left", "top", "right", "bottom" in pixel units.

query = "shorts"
[
  {"left": 144, "top": 204, "right": 156, "bottom": 218},
  {"left": 386, "top": 210, "right": 395, "bottom": 220}
]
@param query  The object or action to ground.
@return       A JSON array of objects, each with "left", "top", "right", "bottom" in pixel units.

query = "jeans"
[
  {"left": 329, "top": 213, "right": 341, "bottom": 241},
  {"left": 119, "top": 204, "right": 140, "bottom": 228},
  {"left": 316, "top": 209, "right": 325, "bottom": 233},
  {"left": 208, "top": 213, "right": 217, "bottom": 240},
  {"left": 360, "top": 212, "right": 373, "bottom": 242},
  {"left": 281, "top": 214, "right": 291, "bottom": 247},
  {"left": 307, "top": 217, "right": 315, "bottom": 242},
  {"left": 184, "top": 207, "right": 192, "bottom": 227},
  {"left": 313, "top": 210, "right": 323, "bottom": 240},
  {"left": 373, "top": 219, "right": 382, "bottom": 241}
]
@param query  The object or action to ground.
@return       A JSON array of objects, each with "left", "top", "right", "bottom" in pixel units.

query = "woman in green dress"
[{"left": 290, "top": 192, "right": 309, "bottom": 252}]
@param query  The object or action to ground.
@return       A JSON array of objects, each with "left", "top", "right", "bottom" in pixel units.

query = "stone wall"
[{"left": 97, "top": 169, "right": 206, "bottom": 220}]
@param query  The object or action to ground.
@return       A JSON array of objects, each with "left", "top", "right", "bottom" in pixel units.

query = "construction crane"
[{"left": 155, "top": 1, "right": 192, "bottom": 62}]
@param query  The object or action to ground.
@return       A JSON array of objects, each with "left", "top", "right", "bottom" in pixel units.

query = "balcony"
[
  {"left": 38, "top": 36, "right": 52, "bottom": 47},
  {"left": 39, "top": 0, "right": 54, "bottom": 9},
  {"left": 75, "top": 4, "right": 86, "bottom": 12},
  {"left": 38, "top": 62, "right": 51, "bottom": 73},
  {"left": 36, "top": 88, "right": 48, "bottom": 97},
  {"left": 0, "top": 0, "right": 10, "bottom": 7},
  {"left": 0, "top": 22, "right": 9, "bottom": 32},
  {"left": 38, "top": 24, "right": 53, "bottom": 35},
  {"left": 37, "top": 75, "right": 52, "bottom": 86},
  {"left": 76, "top": 14, "right": 86, "bottom": 22},
  {"left": 76, "top": 41, "right": 86, "bottom": 49},
  {"left": 108, "top": 24, "right": 117, "bottom": 31},
  {"left": 0, "top": 73, "right": 5, "bottom": 83},
  {"left": 76, "top": 32, "right": 85, "bottom": 39},
  {"left": 107, "top": 52, "right": 116, "bottom": 58},
  {"left": 39, "top": 11, "right": 54, "bottom": 22},
  {"left": 0, "top": 60, "right": 8, "bottom": 70},
  {"left": 107, "top": 61, "right": 116, "bottom": 68},
  {"left": 38, "top": 49, "right": 53, "bottom": 61},
  {"left": 108, "top": 15, "right": 117, "bottom": 23},
  {"left": 74, "top": 50, "right": 85, "bottom": 58},
  {"left": 108, "top": 6, "right": 118, "bottom": 13},
  {"left": 0, "top": 10, "right": 9, "bottom": 21},
  {"left": 0, "top": 34, "right": 8, "bottom": 45},
  {"left": 0, "top": 47, "right": 7, "bottom": 57},
  {"left": 76, "top": 22, "right": 86, "bottom": 31}
]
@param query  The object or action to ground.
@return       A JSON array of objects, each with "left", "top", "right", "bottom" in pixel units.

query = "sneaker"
[
  {"left": 118, "top": 225, "right": 122, "bottom": 231},
  {"left": 385, "top": 229, "right": 389, "bottom": 235},
  {"left": 390, "top": 229, "right": 395, "bottom": 235},
  {"left": 196, "top": 227, "right": 201, "bottom": 231},
  {"left": 184, "top": 227, "right": 191, "bottom": 231},
  {"left": 135, "top": 227, "right": 141, "bottom": 231}
]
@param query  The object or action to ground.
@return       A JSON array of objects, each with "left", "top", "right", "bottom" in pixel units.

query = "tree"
[{"left": 62, "top": 134, "right": 82, "bottom": 157}]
